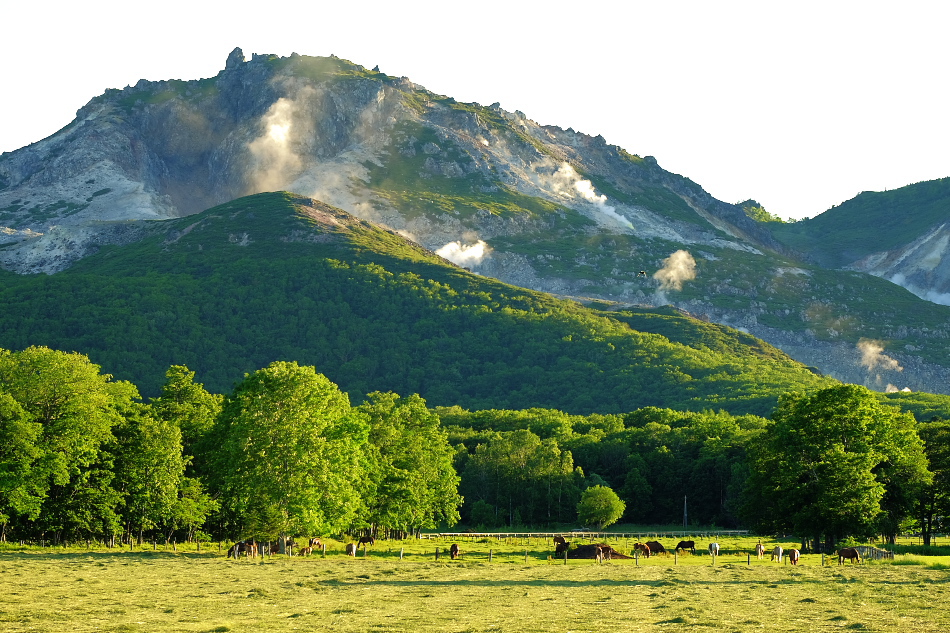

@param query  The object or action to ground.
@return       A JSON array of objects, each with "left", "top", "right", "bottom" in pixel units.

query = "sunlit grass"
[{"left": 2, "top": 536, "right": 949, "bottom": 632}]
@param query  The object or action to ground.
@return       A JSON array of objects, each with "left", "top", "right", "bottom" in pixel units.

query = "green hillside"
[
  {"left": 0, "top": 192, "right": 831, "bottom": 414},
  {"left": 771, "top": 177, "right": 950, "bottom": 267}
]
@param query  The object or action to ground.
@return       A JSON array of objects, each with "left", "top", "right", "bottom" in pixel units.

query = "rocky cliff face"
[{"left": 2, "top": 49, "right": 949, "bottom": 394}]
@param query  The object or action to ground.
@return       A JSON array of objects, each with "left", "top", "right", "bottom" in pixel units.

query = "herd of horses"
[{"left": 227, "top": 535, "right": 864, "bottom": 565}]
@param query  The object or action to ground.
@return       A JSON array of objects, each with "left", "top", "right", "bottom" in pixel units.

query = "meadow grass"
[{"left": 2, "top": 535, "right": 949, "bottom": 632}]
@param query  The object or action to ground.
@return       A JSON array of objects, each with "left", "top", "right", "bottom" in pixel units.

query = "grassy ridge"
[
  {"left": 0, "top": 192, "right": 830, "bottom": 414},
  {"left": 771, "top": 177, "right": 950, "bottom": 267}
]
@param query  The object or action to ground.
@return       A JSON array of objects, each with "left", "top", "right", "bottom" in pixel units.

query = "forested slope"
[{"left": 0, "top": 192, "right": 831, "bottom": 415}]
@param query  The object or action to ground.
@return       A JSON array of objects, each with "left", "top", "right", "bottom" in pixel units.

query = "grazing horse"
[
  {"left": 298, "top": 546, "right": 313, "bottom": 557},
  {"left": 646, "top": 541, "right": 666, "bottom": 554},
  {"left": 675, "top": 540, "right": 696, "bottom": 554},
  {"left": 634, "top": 542, "right": 651, "bottom": 558},
  {"left": 771, "top": 546, "right": 783, "bottom": 562},
  {"left": 708, "top": 542, "right": 720, "bottom": 556},
  {"left": 553, "top": 535, "right": 567, "bottom": 546},
  {"left": 450, "top": 543, "right": 461, "bottom": 560},
  {"left": 308, "top": 537, "right": 322, "bottom": 549},
  {"left": 357, "top": 536, "right": 375, "bottom": 547},
  {"left": 555, "top": 541, "right": 571, "bottom": 555},
  {"left": 788, "top": 549, "right": 800, "bottom": 565},
  {"left": 345, "top": 543, "right": 357, "bottom": 556},
  {"left": 838, "top": 548, "right": 860, "bottom": 565},
  {"left": 755, "top": 543, "right": 766, "bottom": 559}
]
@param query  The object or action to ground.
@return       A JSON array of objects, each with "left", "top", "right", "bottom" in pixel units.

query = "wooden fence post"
[
  {"left": 489, "top": 549, "right": 493, "bottom": 562},
  {"left": 674, "top": 551, "right": 678, "bottom": 565},
  {"left": 400, "top": 548, "right": 404, "bottom": 561},
  {"left": 435, "top": 547, "right": 440, "bottom": 561}
]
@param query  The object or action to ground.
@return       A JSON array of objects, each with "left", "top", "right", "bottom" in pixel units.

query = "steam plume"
[
  {"left": 247, "top": 97, "right": 302, "bottom": 192},
  {"left": 857, "top": 339, "right": 903, "bottom": 372},
  {"left": 436, "top": 240, "right": 491, "bottom": 267},
  {"left": 654, "top": 250, "right": 697, "bottom": 291},
  {"left": 549, "top": 163, "right": 633, "bottom": 228}
]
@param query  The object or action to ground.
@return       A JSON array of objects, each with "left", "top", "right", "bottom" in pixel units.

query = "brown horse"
[
  {"left": 838, "top": 548, "right": 860, "bottom": 565},
  {"left": 634, "top": 542, "right": 651, "bottom": 558},
  {"left": 308, "top": 537, "right": 322, "bottom": 549},
  {"left": 788, "top": 549, "right": 800, "bottom": 565},
  {"left": 298, "top": 546, "right": 313, "bottom": 557},
  {"left": 675, "top": 540, "right": 696, "bottom": 554},
  {"left": 450, "top": 543, "right": 461, "bottom": 560},
  {"left": 646, "top": 541, "right": 666, "bottom": 554},
  {"left": 553, "top": 535, "right": 567, "bottom": 546},
  {"left": 555, "top": 541, "right": 571, "bottom": 555},
  {"left": 358, "top": 536, "right": 376, "bottom": 547}
]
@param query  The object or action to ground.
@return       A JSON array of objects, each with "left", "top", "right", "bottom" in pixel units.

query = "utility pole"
[{"left": 683, "top": 495, "right": 687, "bottom": 530}]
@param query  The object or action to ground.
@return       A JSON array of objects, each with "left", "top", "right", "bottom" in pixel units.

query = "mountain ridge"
[{"left": 2, "top": 49, "right": 949, "bottom": 395}]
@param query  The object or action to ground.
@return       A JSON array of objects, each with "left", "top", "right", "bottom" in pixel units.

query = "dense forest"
[
  {"left": 0, "top": 192, "right": 832, "bottom": 416},
  {"left": 2, "top": 346, "right": 949, "bottom": 552}
]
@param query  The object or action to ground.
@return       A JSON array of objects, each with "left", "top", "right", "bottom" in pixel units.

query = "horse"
[
  {"left": 358, "top": 536, "right": 376, "bottom": 547},
  {"left": 555, "top": 541, "right": 571, "bottom": 555},
  {"left": 308, "top": 537, "right": 322, "bottom": 549},
  {"left": 634, "top": 542, "right": 651, "bottom": 558},
  {"left": 708, "top": 542, "right": 720, "bottom": 556},
  {"left": 754, "top": 543, "right": 766, "bottom": 559},
  {"left": 675, "top": 540, "right": 696, "bottom": 554},
  {"left": 345, "top": 543, "right": 357, "bottom": 556},
  {"left": 646, "top": 541, "right": 666, "bottom": 554},
  {"left": 298, "top": 546, "right": 313, "bottom": 557},
  {"left": 450, "top": 543, "right": 461, "bottom": 560},
  {"left": 788, "top": 549, "right": 800, "bottom": 565},
  {"left": 553, "top": 535, "right": 567, "bottom": 546},
  {"left": 838, "top": 547, "right": 860, "bottom": 565},
  {"left": 771, "top": 546, "right": 783, "bottom": 562}
]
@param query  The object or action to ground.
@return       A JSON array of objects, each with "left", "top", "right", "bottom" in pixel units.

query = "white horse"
[
  {"left": 754, "top": 543, "right": 765, "bottom": 559},
  {"left": 771, "top": 546, "right": 783, "bottom": 562}
]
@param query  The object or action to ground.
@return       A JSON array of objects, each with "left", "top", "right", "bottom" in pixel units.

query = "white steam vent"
[
  {"left": 654, "top": 250, "right": 697, "bottom": 291},
  {"left": 436, "top": 240, "right": 491, "bottom": 267},
  {"left": 857, "top": 338, "right": 903, "bottom": 372},
  {"left": 550, "top": 163, "right": 633, "bottom": 229}
]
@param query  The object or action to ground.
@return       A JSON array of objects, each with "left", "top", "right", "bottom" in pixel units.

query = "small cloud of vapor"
[
  {"left": 654, "top": 250, "right": 697, "bottom": 291},
  {"left": 247, "top": 97, "right": 302, "bottom": 193},
  {"left": 858, "top": 338, "right": 903, "bottom": 372},
  {"left": 436, "top": 240, "right": 491, "bottom": 267},
  {"left": 544, "top": 163, "right": 632, "bottom": 229}
]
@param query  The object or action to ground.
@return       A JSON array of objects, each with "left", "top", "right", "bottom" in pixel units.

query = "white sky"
[{"left": 2, "top": 0, "right": 947, "bottom": 220}]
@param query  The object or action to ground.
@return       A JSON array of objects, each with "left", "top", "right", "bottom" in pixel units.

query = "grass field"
[{"left": 2, "top": 536, "right": 949, "bottom": 632}]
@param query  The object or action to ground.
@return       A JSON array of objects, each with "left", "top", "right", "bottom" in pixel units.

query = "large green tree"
[
  {"left": 576, "top": 485, "right": 625, "bottom": 529},
  {"left": 917, "top": 420, "right": 950, "bottom": 546},
  {"left": 0, "top": 347, "right": 133, "bottom": 542},
  {"left": 211, "top": 361, "right": 368, "bottom": 541},
  {"left": 743, "top": 384, "right": 931, "bottom": 551},
  {"left": 357, "top": 392, "right": 462, "bottom": 536}
]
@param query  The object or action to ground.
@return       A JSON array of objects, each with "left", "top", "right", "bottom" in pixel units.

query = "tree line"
[{"left": 2, "top": 346, "right": 947, "bottom": 551}]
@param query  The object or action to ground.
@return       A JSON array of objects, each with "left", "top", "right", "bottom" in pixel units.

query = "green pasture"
[{"left": 2, "top": 535, "right": 949, "bottom": 632}]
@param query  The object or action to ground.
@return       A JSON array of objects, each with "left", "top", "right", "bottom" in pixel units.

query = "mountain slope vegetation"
[{"left": 0, "top": 192, "right": 830, "bottom": 414}]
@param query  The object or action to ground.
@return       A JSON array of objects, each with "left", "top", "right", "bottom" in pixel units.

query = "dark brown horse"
[
  {"left": 838, "top": 547, "right": 860, "bottom": 564},
  {"left": 450, "top": 543, "right": 461, "bottom": 560},
  {"left": 788, "top": 549, "right": 800, "bottom": 565},
  {"left": 358, "top": 536, "right": 376, "bottom": 547},
  {"left": 646, "top": 541, "right": 666, "bottom": 554},
  {"left": 555, "top": 540, "right": 571, "bottom": 555},
  {"left": 675, "top": 540, "right": 695, "bottom": 554}
]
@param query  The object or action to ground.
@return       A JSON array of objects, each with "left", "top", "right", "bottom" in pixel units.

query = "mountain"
[
  {"left": 1, "top": 48, "right": 949, "bottom": 394},
  {"left": 769, "top": 178, "right": 950, "bottom": 305},
  {"left": 0, "top": 191, "right": 832, "bottom": 414}
]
